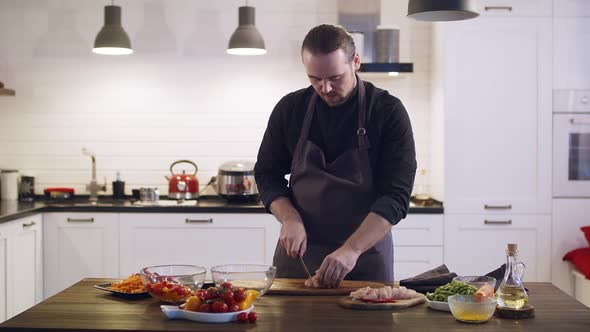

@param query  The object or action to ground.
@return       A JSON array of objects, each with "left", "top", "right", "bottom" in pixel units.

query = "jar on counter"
[{"left": 1, "top": 170, "right": 19, "bottom": 201}]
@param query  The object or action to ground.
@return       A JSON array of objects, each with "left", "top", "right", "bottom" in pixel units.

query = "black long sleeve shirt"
[{"left": 255, "top": 80, "right": 417, "bottom": 225}]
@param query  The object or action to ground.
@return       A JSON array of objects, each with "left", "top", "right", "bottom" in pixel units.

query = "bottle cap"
[{"left": 507, "top": 243, "right": 518, "bottom": 255}]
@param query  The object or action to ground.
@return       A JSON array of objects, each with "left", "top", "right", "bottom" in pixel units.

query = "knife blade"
[{"left": 298, "top": 256, "right": 313, "bottom": 279}]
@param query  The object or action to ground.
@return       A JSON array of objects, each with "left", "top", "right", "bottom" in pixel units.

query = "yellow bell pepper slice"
[{"left": 238, "top": 290, "right": 259, "bottom": 311}]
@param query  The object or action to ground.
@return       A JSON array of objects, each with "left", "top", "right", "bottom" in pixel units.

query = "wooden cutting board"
[
  {"left": 338, "top": 294, "right": 426, "bottom": 310},
  {"left": 267, "top": 278, "right": 386, "bottom": 296}
]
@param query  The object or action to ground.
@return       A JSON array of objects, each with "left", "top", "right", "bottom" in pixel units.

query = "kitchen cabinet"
[
  {"left": 440, "top": 15, "right": 552, "bottom": 214},
  {"left": 393, "top": 214, "right": 443, "bottom": 280},
  {"left": 444, "top": 214, "right": 550, "bottom": 282},
  {"left": 0, "top": 214, "right": 42, "bottom": 322},
  {"left": 43, "top": 213, "right": 119, "bottom": 298},
  {"left": 119, "top": 213, "right": 281, "bottom": 279},
  {"left": 476, "top": 0, "right": 552, "bottom": 17}
]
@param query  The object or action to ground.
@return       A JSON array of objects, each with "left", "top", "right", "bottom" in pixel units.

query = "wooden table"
[{"left": 1, "top": 279, "right": 589, "bottom": 331}]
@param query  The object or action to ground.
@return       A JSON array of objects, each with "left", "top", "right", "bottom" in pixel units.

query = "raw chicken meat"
[
  {"left": 349, "top": 286, "right": 417, "bottom": 300},
  {"left": 303, "top": 274, "right": 339, "bottom": 288},
  {"left": 304, "top": 274, "right": 321, "bottom": 288}
]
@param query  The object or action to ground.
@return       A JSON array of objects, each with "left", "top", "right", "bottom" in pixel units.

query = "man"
[{"left": 255, "top": 24, "right": 416, "bottom": 287}]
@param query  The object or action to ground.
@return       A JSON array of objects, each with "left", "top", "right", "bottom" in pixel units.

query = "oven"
[{"left": 553, "top": 90, "right": 590, "bottom": 197}]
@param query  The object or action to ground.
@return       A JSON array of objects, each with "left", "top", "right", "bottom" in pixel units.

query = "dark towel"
[
  {"left": 399, "top": 264, "right": 507, "bottom": 294},
  {"left": 399, "top": 265, "right": 457, "bottom": 294}
]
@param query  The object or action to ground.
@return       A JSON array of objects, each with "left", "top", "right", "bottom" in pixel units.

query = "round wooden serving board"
[
  {"left": 266, "top": 278, "right": 386, "bottom": 296},
  {"left": 338, "top": 294, "right": 426, "bottom": 310}
]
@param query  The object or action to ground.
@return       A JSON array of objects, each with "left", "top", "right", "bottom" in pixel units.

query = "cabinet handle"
[
  {"left": 185, "top": 218, "right": 213, "bottom": 224},
  {"left": 67, "top": 218, "right": 95, "bottom": 223},
  {"left": 22, "top": 221, "right": 36, "bottom": 228},
  {"left": 485, "top": 6, "right": 513, "bottom": 12},
  {"left": 570, "top": 118, "right": 590, "bottom": 126},
  {"left": 484, "top": 219, "right": 512, "bottom": 225},
  {"left": 484, "top": 204, "right": 512, "bottom": 210}
]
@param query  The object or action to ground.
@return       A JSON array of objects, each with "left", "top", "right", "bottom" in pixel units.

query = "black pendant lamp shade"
[
  {"left": 227, "top": 6, "right": 266, "bottom": 55},
  {"left": 93, "top": 5, "right": 133, "bottom": 55},
  {"left": 407, "top": 0, "right": 479, "bottom": 21}
]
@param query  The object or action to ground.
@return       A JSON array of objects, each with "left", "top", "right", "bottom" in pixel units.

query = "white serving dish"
[
  {"left": 160, "top": 305, "right": 254, "bottom": 323},
  {"left": 426, "top": 298, "right": 451, "bottom": 312}
]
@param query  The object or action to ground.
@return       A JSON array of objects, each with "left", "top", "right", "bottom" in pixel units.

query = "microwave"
[{"left": 553, "top": 90, "right": 590, "bottom": 197}]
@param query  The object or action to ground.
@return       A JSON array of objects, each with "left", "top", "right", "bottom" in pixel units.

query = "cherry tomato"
[
  {"left": 237, "top": 312, "right": 249, "bottom": 323},
  {"left": 221, "top": 282, "right": 233, "bottom": 289},
  {"left": 228, "top": 304, "right": 240, "bottom": 312},
  {"left": 234, "top": 288, "right": 247, "bottom": 303},
  {"left": 222, "top": 290, "right": 235, "bottom": 305},
  {"left": 196, "top": 289, "right": 207, "bottom": 300},
  {"left": 198, "top": 303, "right": 211, "bottom": 313},
  {"left": 206, "top": 287, "right": 219, "bottom": 300},
  {"left": 248, "top": 311, "right": 257, "bottom": 323},
  {"left": 211, "top": 301, "right": 228, "bottom": 313}
]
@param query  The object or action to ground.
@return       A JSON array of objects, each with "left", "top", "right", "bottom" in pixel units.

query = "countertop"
[
  {"left": 1, "top": 278, "right": 588, "bottom": 331},
  {"left": 0, "top": 196, "right": 444, "bottom": 223}
]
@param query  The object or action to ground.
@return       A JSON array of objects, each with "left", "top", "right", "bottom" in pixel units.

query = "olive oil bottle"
[{"left": 495, "top": 243, "right": 528, "bottom": 309}]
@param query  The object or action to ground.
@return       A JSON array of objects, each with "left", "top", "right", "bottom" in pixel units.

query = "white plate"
[
  {"left": 426, "top": 299, "right": 451, "bottom": 312},
  {"left": 161, "top": 305, "right": 254, "bottom": 323}
]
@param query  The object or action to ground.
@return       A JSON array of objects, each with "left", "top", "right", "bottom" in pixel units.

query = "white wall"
[{"left": 0, "top": 0, "right": 435, "bottom": 197}]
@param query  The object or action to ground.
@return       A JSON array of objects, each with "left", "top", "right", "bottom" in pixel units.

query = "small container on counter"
[{"left": 1, "top": 169, "right": 19, "bottom": 201}]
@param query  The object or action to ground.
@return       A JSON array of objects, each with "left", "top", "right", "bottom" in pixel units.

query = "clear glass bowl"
[
  {"left": 453, "top": 276, "right": 497, "bottom": 290},
  {"left": 210, "top": 264, "right": 277, "bottom": 296},
  {"left": 448, "top": 294, "right": 497, "bottom": 323},
  {"left": 139, "top": 265, "right": 207, "bottom": 304}
]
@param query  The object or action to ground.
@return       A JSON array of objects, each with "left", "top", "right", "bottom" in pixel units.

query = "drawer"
[
  {"left": 393, "top": 214, "right": 443, "bottom": 246},
  {"left": 394, "top": 246, "right": 444, "bottom": 281},
  {"left": 477, "top": 0, "right": 552, "bottom": 17}
]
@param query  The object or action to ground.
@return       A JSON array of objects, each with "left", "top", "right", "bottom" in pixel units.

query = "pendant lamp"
[
  {"left": 227, "top": 3, "right": 266, "bottom": 56},
  {"left": 407, "top": 0, "right": 479, "bottom": 22},
  {"left": 93, "top": 2, "right": 133, "bottom": 55}
]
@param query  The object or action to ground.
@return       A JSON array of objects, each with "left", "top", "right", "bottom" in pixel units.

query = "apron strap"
[
  {"left": 356, "top": 76, "right": 370, "bottom": 149},
  {"left": 298, "top": 75, "right": 370, "bottom": 151}
]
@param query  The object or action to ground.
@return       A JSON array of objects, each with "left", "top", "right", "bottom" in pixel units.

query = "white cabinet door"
[
  {"left": 394, "top": 246, "right": 444, "bottom": 281},
  {"left": 43, "top": 213, "right": 119, "bottom": 298},
  {"left": 393, "top": 214, "right": 443, "bottom": 246},
  {"left": 6, "top": 215, "right": 42, "bottom": 319},
  {"left": 393, "top": 214, "right": 444, "bottom": 280},
  {"left": 119, "top": 213, "right": 281, "bottom": 279},
  {"left": 443, "top": 17, "right": 552, "bottom": 214},
  {"left": 0, "top": 223, "right": 9, "bottom": 323},
  {"left": 477, "top": 0, "right": 552, "bottom": 17},
  {"left": 444, "top": 214, "right": 550, "bottom": 282}
]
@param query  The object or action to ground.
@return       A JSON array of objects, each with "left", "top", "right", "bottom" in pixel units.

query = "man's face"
[{"left": 302, "top": 48, "right": 360, "bottom": 107}]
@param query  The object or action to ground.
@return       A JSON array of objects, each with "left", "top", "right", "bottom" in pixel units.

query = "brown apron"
[{"left": 273, "top": 78, "right": 394, "bottom": 282}]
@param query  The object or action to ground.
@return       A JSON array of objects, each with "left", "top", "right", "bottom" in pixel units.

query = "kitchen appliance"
[
  {"left": 44, "top": 187, "right": 75, "bottom": 201},
  {"left": 112, "top": 171, "right": 125, "bottom": 199},
  {"left": 166, "top": 160, "right": 199, "bottom": 200},
  {"left": 19, "top": 176, "right": 35, "bottom": 202},
  {"left": 1, "top": 169, "right": 19, "bottom": 200},
  {"left": 216, "top": 160, "right": 258, "bottom": 202},
  {"left": 553, "top": 90, "right": 590, "bottom": 197}
]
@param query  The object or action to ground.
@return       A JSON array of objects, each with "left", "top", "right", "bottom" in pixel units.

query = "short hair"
[{"left": 301, "top": 24, "right": 356, "bottom": 61}]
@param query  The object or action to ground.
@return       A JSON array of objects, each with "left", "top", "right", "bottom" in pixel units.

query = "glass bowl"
[
  {"left": 448, "top": 295, "right": 497, "bottom": 323},
  {"left": 453, "top": 276, "right": 497, "bottom": 290},
  {"left": 210, "top": 264, "right": 277, "bottom": 296},
  {"left": 139, "top": 265, "right": 207, "bottom": 304}
]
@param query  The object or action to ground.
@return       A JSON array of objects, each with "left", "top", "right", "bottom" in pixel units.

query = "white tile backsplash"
[{"left": 0, "top": 0, "right": 435, "bottom": 197}]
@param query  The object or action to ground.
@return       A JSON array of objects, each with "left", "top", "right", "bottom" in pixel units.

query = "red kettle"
[{"left": 165, "top": 160, "right": 199, "bottom": 199}]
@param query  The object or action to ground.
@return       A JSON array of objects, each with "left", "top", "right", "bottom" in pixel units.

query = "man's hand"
[
  {"left": 317, "top": 244, "right": 360, "bottom": 288},
  {"left": 270, "top": 197, "right": 307, "bottom": 258},
  {"left": 280, "top": 218, "right": 307, "bottom": 258}
]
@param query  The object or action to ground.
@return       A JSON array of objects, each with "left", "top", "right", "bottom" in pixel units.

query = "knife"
[{"left": 298, "top": 256, "right": 313, "bottom": 279}]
